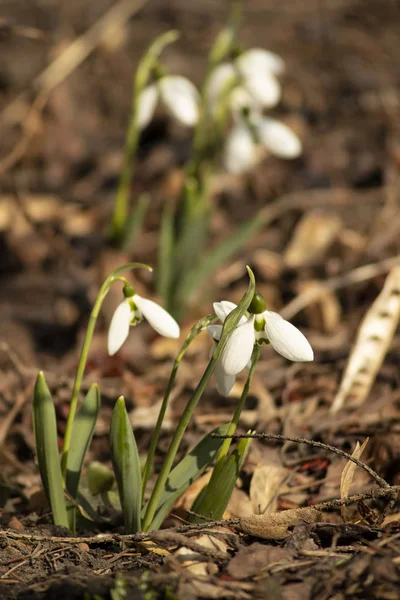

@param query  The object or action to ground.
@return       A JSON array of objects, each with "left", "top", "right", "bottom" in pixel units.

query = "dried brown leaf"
[
  {"left": 340, "top": 438, "right": 369, "bottom": 521},
  {"left": 331, "top": 265, "right": 400, "bottom": 413},
  {"left": 284, "top": 210, "right": 342, "bottom": 268},
  {"left": 239, "top": 507, "right": 322, "bottom": 540}
]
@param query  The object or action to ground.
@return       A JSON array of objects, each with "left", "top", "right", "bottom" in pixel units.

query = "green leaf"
[
  {"left": 123, "top": 192, "right": 150, "bottom": 251},
  {"left": 33, "top": 372, "right": 69, "bottom": 528},
  {"left": 177, "top": 214, "right": 264, "bottom": 308},
  {"left": 147, "top": 424, "right": 229, "bottom": 530},
  {"left": 190, "top": 437, "right": 252, "bottom": 522},
  {"left": 66, "top": 383, "right": 100, "bottom": 499},
  {"left": 156, "top": 204, "right": 175, "bottom": 305},
  {"left": 110, "top": 396, "right": 142, "bottom": 533}
]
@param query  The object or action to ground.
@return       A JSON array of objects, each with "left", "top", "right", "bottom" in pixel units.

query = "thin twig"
[
  {"left": 211, "top": 432, "right": 389, "bottom": 488},
  {"left": 1, "top": 485, "right": 398, "bottom": 546}
]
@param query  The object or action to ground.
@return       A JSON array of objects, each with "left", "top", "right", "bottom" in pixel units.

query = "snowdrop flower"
[
  {"left": 136, "top": 75, "right": 200, "bottom": 130},
  {"left": 207, "top": 296, "right": 313, "bottom": 395},
  {"left": 223, "top": 115, "right": 302, "bottom": 174},
  {"left": 223, "top": 123, "right": 255, "bottom": 174},
  {"left": 108, "top": 284, "right": 180, "bottom": 356},
  {"left": 255, "top": 116, "right": 302, "bottom": 159}
]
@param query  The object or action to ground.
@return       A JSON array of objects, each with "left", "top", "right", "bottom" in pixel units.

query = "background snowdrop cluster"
[{"left": 205, "top": 48, "right": 302, "bottom": 174}]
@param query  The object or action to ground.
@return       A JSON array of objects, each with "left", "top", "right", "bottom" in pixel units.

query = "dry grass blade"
[
  {"left": 340, "top": 438, "right": 369, "bottom": 522},
  {"left": 331, "top": 265, "right": 400, "bottom": 413}
]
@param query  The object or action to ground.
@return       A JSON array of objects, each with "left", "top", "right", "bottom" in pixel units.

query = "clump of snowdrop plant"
[
  {"left": 109, "top": 6, "right": 304, "bottom": 321},
  {"left": 32, "top": 264, "right": 313, "bottom": 533}
]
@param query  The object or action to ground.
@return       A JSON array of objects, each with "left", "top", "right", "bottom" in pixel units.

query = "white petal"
[
  {"left": 237, "top": 48, "right": 285, "bottom": 77},
  {"left": 213, "top": 300, "right": 248, "bottom": 327},
  {"left": 205, "top": 63, "right": 236, "bottom": 107},
  {"left": 160, "top": 76, "right": 199, "bottom": 126},
  {"left": 264, "top": 311, "right": 313, "bottom": 362},
  {"left": 133, "top": 295, "right": 180, "bottom": 338},
  {"left": 108, "top": 299, "right": 132, "bottom": 356},
  {"left": 256, "top": 117, "right": 302, "bottom": 159},
  {"left": 223, "top": 124, "right": 255, "bottom": 174},
  {"left": 207, "top": 324, "right": 223, "bottom": 340},
  {"left": 213, "top": 301, "right": 237, "bottom": 323},
  {"left": 136, "top": 84, "right": 158, "bottom": 130},
  {"left": 214, "top": 358, "right": 236, "bottom": 396},
  {"left": 244, "top": 72, "right": 281, "bottom": 109},
  {"left": 221, "top": 315, "right": 255, "bottom": 375}
]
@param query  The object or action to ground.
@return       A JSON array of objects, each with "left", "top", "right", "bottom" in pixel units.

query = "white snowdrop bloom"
[
  {"left": 209, "top": 343, "right": 236, "bottom": 396},
  {"left": 256, "top": 117, "right": 302, "bottom": 159},
  {"left": 262, "top": 311, "right": 313, "bottom": 362},
  {"left": 108, "top": 294, "right": 180, "bottom": 356},
  {"left": 236, "top": 48, "right": 285, "bottom": 78},
  {"left": 223, "top": 123, "right": 255, "bottom": 174},
  {"left": 205, "top": 63, "right": 237, "bottom": 109},
  {"left": 136, "top": 84, "right": 158, "bottom": 130},
  {"left": 243, "top": 71, "right": 281, "bottom": 109},
  {"left": 207, "top": 299, "right": 313, "bottom": 394},
  {"left": 159, "top": 75, "right": 200, "bottom": 126}
]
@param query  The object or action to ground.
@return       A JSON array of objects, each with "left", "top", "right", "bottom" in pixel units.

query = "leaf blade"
[
  {"left": 110, "top": 396, "right": 142, "bottom": 533},
  {"left": 33, "top": 372, "right": 69, "bottom": 528}
]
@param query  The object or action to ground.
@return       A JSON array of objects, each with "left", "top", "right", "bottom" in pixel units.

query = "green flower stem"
[
  {"left": 212, "top": 345, "right": 260, "bottom": 481},
  {"left": 109, "top": 89, "right": 140, "bottom": 246},
  {"left": 142, "top": 267, "right": 255, "bottom": 530},
  {"left": 60, "top": 262, "right": 151, "bottom": 483},
  {"left": 109, "top": 30, "right": 179, "bottom": 246},
  {"left": 141, "top": 314, "right": 215, "bottom": 499},
  {"left": 142, "top": 354, "right": 217, "bottom": 531}
]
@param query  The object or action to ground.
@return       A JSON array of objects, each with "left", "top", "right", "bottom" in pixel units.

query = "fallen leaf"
[
  {"left": 331, "top": 265, "right": 400, "bottom": 412},
  {"left": 238, "top": 507, "right": 322, "bottom": 540}
]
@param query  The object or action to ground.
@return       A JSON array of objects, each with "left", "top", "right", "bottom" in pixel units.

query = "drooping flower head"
[
  {"left": 108, "top": 283, "right": 180, "bottom": 356},
  {"left": 208, "top": 292, "right": 313, "bottom": 395}
]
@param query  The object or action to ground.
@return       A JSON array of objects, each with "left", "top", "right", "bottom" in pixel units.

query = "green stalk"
[
  {"left": 141, "top": 314, "right": 215, "bottom": 499},
  {"left": 109, "top": 30, "right": 180, "bottom": 246},
  {"left": 60, "top": 262, "right": 151, "bottom": 482},
  {"left": 142, "top": 267, "right": 255, "bottom": 530},
  {"left": 211, "top": 345, "right": 260, "bottom": 480},
  {"left": 141, "top": 355, "right": 217, "bottom": 531},
  {"left": 109, "top": 87, "right": 140, "bottom": 246}
]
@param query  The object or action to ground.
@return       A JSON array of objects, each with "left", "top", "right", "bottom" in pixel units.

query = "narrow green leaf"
[
  {"left": 190, "top": 437, "right": 252, "bottom": 522},
  {"left": 156, "top": 205, "right": 175, "bottom": 305},
  {"left": 177, "top": 213, "right": 264, "bottom": 307},
  {"left": 66, "top": 383, "right": 100, "bottom": 499},
  {"left": 123, "top": 192, "right": 150, "bottom": 251},
  {"left": 110, "top": 396, "right": 142, "bottom": 533},
  {"left": 33, "top": 372, "right": 69, "bottom": 528},
  {"left": 147, "top": 424, "right": 229, "bottom": 530}
]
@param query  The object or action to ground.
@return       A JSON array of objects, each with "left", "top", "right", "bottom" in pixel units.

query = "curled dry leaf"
[
  {"left": 340, "top": 438, "right": 369, "bottom": 522},
  {"left": 284, "top": 210, "right": 342, "bottom": 269},
  {"left": 238, "top": 506, "right": 322, "bottom": 539},
  {"left": 331, "top": 265, "right": 400, "bottom": 413}
]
